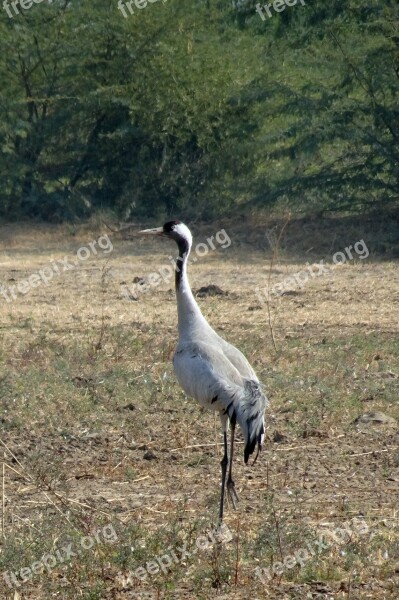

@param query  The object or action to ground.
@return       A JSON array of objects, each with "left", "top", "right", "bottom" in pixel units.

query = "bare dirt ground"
[{"left": 0, "top": 214, "right": 398, "bottom": 599}]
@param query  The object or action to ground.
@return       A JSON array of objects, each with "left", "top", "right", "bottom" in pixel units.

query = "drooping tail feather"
[
  {"left": 238, "top": 380, "right": 268, "bottom": 464},
  {"left": 244, "top": 418, "right": 265, "bottom": 464}
]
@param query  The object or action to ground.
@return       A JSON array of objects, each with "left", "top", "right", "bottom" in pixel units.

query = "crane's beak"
[{"left": 139, "top": 227, "right": 164, "bottom": 236}]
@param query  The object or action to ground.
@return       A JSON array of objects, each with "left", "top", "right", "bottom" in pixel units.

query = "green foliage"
[
  {"left": 0, "top": 0, "right": 398, "bottom": 220},
  {"left": 249, "top": 0, "right": 399, "bottom": 213}
]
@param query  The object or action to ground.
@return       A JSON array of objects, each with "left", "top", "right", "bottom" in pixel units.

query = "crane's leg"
[
  {"left": 219, "top": 430, "right": 228, "bottom": 524},
  {"left": 227, "top": 421, "right": 239, "bottom": 508}
]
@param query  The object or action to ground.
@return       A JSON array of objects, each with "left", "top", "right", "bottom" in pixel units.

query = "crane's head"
[{"left": 139, "top": 220, "right": 192, "bottom": 254}]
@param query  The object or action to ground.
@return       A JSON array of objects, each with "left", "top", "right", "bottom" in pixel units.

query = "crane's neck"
[{"left": 175, "top": 239, "right": 210, "bottom": 339}]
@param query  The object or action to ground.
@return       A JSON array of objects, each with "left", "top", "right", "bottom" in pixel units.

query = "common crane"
[{"left": 140, "top": 220, "right": 268, "bottom": 523}]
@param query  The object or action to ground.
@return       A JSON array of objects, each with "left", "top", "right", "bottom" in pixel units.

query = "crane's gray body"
[{"left": 171, "top": 222, "right": 268, "bottom": 463}]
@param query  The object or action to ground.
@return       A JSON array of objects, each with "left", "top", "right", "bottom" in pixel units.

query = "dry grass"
[{"left": 0, "top": 215, "right": 398, "bottom": 599}]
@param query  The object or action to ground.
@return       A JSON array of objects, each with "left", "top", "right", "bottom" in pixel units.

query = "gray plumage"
[
  {"left": 140, "top": 220, "right": 268, "bottom": 522},
  {"left": 173, "top": 335, "right": 267, "bottom": 464}
]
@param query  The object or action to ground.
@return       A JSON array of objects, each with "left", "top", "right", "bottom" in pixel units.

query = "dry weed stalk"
[
  {"left": 264, "top": 214, "right": 291, "bottom": 354},
  {"left": 0, "top": 439, "right": 118, "bottom": 536}
]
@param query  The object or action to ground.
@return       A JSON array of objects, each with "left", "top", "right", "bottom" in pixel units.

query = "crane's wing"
[
  {"left": 215, "top": 335, "right": 258, "bottom": 381},
  {"left": 173, "top": 341, "right": 268, "bottom": 463}
]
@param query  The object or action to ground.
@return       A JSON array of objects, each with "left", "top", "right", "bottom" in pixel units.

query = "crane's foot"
[
  {"left": 214, "top": 521, "right": 234, "bottom": 543},
  {"left": 227, "top": 478, "right": 239, "bottom": 509}
]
